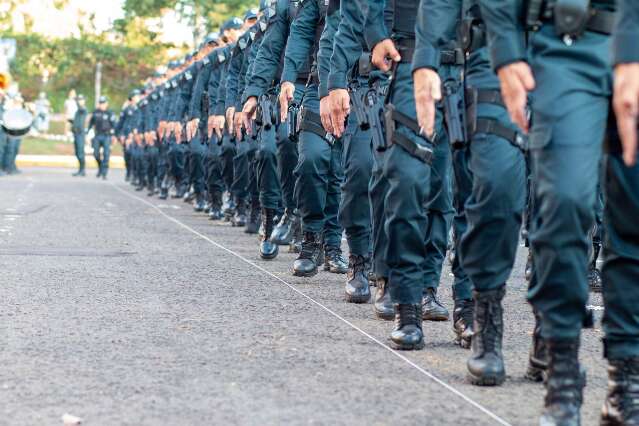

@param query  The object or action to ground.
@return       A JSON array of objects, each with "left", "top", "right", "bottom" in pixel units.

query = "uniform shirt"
[
  {"left": 613, "top": 0, "right": 639, "bottom": 64},
  {"left": 189, "top": 53, "right": 214, "bottom": 122},
  {"left": 170, "top": 65, "right": 198, "bottom": 122},
  {"left": 317, "top": 1, "right": 340, "bottom": 98},
  {"left": 208, "top": 46, "right": 230, "bottom": 118},
  {"left": 88, "top": 109, "right": 117, "bottom": 135}
]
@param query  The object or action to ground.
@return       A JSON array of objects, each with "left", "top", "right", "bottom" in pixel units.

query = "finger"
[
  {"left": 618, "top": 112, "right": 638, "bottom": 166},
  {"left": 280, "top": 97, "right": 289, "bottom": 122},
  {"left": 424, "top": 100, "right": 436, "bottom": 139},
  {"left": 243, "top": 114, "right": 251, "bottom": 133},
  {"left": 388, "top": 44, "right": 401, "bottom": 63},
  {"left": 519, "top": 66, "right": 536, "bottom": 91}
]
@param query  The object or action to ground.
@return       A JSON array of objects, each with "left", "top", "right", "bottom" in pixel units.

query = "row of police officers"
[{"left": 109, "top": 0, "right": 639, "bottom": 423}]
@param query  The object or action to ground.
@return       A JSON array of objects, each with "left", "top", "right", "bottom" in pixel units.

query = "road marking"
[
  {"left": 587, "top": 305, "right": 604, "bottom": 311},
  {"left": 111, "top": 183, "right": 512, "bottom": 426}
]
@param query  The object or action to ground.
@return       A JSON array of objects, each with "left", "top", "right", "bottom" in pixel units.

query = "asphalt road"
[{"left": 0, "top": 168, "right": 607, "bottom": 426}]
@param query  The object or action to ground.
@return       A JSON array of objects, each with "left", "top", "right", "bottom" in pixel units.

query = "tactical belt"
[
  {"left": 536, "top": 6, "right": 616, "bottom": 35},
  {"left": 466, "top": 88, "right": 526, "bottom": 151},
  {"left": 386, "top": 106, "right": 434, "bottom": 165},
  {"left": 299, "top": 109, "right": 336, "bottom": 145},
  {"left": 396, "top": 38, "right": 464, "bottom": 66}
]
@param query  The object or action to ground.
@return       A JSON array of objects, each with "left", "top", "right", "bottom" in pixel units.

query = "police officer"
[
  {"left": 598, "top": 0, "right": 639, "bottom": 422},
  {"left": 71, "top": 94, "right": 88, "bottom": 177},
  {"left": 481, "top": 0, "right": 616, "bottom": 422},
  {"left": 0, "top": 90, "right": 6, "bottom": 177},
  {"left": 88, "top": 96, "right": 117, "bottom": 180},
  {"left": 242, "top": 0, "right": 306, "bottom": 260},
  {"left": 279, "top": 0, "right": 348, "bottom": 277}
]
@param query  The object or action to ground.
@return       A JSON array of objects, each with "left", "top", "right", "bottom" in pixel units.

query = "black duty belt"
[
  {"left": 466, "top": 88, "right": 505, "bottom": 107},
  {"left": 299, "top": 109, "right": 336, "bottom": 145},
  {"left": 535, "top": 6, "right": 616, "bottom": 35},
  {"left": 396, "top": 38, "right": 463, "bottom": 66}
]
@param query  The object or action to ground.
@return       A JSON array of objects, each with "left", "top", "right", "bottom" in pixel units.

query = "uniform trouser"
[
  {"left": 146, "top": 143, "right": 159, "bottom": 187},
  {"left": 231, "top": 137, "right": 249, "bottom": 202},
  {"left": 168, "top": 141, "right": 187, "bottom": 184},
  {"left": 4, "top": 137, "right": 21, "bottom": 172},
  {"left": 246, "top": 136, "right": 260, "bottom": 206},
  {"left": 157, "top": 139, "right": 170, "bottom": 187},
  {"left": 277, "top": 125, "right": 300, "bottom": 211},
  {"left": 458, "top": 106, "right": 526, "bottom": 293},
  {"left": 294, "top": 85, "right": 344, "bottom": 248},
  {"left": 73, "top": 132, "right": 86, "bottom": 171},
  {"left": 184, "top": 139, "right": 192, "bottom": 186},
  {"left": 220, "top": 134, "right": 236, "bottom": 192},
  {"left": 92, "top": 134, "right": 111, "bottom": 176},
  {"left": 132, "top": 143, "right": 148, "bottom": 184},
  {"left": 383, "top": 63, "right": 433, "bottom": 304},
  {"left": 527, "top": 27, "right": 609, "bottom": 339},
  {"left": 0, "top": 132, "right": 7, "bottom": 171},
  {"left": 205, "top": 136, "right": 224, "bottom": 196},
  {"left": 257, "top": 125, "right": 283, "bottom": 209},
  {"left": 423, "top": 116, "right": 454, "bottom": 292},
  {"left": 189, "top": 131, "right": 207, "bottom": 194},
  {"left": 450, "top": 148, "right": 474, "bottom": 301},
  {"left": 591, "top": 176, "right": 605, "bottom": 262},
  {"left": 602, "top": 153, "right": 639, "bottom": 359},
  {"left": 124, "top": 143, "right": 132, "bottom": 177},
  {"left": 339, "top": 118, "right": 374, "bottom": 257},
  {"left": 370, "top": 148, "right": 390, "bottom": 278}
]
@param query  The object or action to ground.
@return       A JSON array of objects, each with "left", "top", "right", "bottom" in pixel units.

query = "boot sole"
[
  {"left": 390, "top": 340, "right": 425, "bottom": 351},
  {"left": 467, "top": 371, "right": 505, "bottom": 386},
  {"left": 453, "top": 334, "right": 472, "bottom": 350},
  {"left": 345, "top": 293, "right": 371, "bottom": 304},
  {"left": 374, "top": 310, "right": 394, "bottom": 321},
  {"left": 423, "top": 314, "right": 450, "bottom": 322},
  {"left": 292, "top": 269, "right": 318, "bottom": 278}
]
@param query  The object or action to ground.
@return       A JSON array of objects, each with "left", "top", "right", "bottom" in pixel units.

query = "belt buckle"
[{"left": 413, "top": 143, "right": 433, "bottom": 164}]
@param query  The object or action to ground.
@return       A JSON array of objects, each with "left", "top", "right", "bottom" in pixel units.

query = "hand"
[
  {"left": 225, "top": 107, "right": 235, "bottom": 132},
  {"left": 328, "top": 89, "right": 350, "bottom": 137},
  {"left": 320, "top": 96, "right": 334, "bottom": 135},
  {"left": 158, "top": 121, "right": 166, "bottom": 140},
  {"left": 242, "top": 97, "right": 258, "bottom": 133},
  {"left": 372, "top": 39, "right": 401, "bottom": 73},
  {"left": 212, "top": 115, "right": 225, "bottom": 139},
  {"left": 174, "top": 122, "right": 183, "bottom": 139},
  {"left": 279, "top": 81, "right": 295, "bottom": 122},
  {"left": 414, "top": 68, "right": 442, "bottom": 139},
  {"left": 187, "top": 119, "right": 199, "bottom": 141},
  {"left": 497, "top": 61, "right": 535, "bottom": 134},
  {"left": 208, "top": 116, "right": 215, "bottom": 139},
  {"left": 613, "top": 63, "right": 639, "bottom": 166},
  {"left": 233, "top": 111, "right": 244, "bottom": 140}
]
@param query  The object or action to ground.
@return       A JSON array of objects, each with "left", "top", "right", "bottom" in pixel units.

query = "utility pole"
[{"left": 95, "top": 62, "right": 102, "bottom": 108}]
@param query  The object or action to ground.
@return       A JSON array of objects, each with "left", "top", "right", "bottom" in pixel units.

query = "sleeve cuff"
[
  {"left": 365, "top": 27, "right": 388, "bottom": 52},
  {"left": 411, "top": 46, "right": 440, "bottom": 73},
  {"left": 319, "top": 81, "right": 329, "bottom": 99},
  {"left": 327, "top": 72, "right": 348, "bottom": 92},
  {"left": 488, "top": 33, "right": 527, "bottom": 71},
  {"left": 281, "top": 68, "right": 297, "bottom": 85},
  {"left": 614, "top": 31, "right": 639, "bottom": 64},
  {"left": 243, "top": 86, "right": 263, "bottom": 102}
]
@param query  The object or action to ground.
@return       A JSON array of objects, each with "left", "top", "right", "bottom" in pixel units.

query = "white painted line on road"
[
  {"left": 111, "top": 183, "right": 512, "bottom": 426},
  {"left": 587, "top": 305, "right": 604, "bottom": 312}
]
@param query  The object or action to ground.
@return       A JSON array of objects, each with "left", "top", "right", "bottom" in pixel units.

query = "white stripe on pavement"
[{"left": 111, "top": 183, "right": 512, "bottom": 426}]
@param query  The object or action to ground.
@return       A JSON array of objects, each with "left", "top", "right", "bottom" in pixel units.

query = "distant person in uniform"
[
  {"left": 0, "top": 89, "right": 6, "bottom": 177},
  {"left": 34, "top": 92, "right": 50, "bottom": 133},
  {"left": 87, "top": 96, "right": 117, "bottom": 180},
  {"left": 71, "top": 95, "right": 88, "bottom": 177},
  {"left": 64, "top": 89, "right": 78, "bottom": 138},
  {"left": 2, "top": 89, "right": 25, "bottom": 175}
]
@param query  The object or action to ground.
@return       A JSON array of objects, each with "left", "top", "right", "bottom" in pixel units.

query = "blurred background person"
[
  {"left": 63, "top": 89, "right": 77, "bottom": 138},
  {"left": 33, "top": 92, "right": 50, "bottom": 133},
  {"left": 71, "top": 94, "right": 88, "bottom": 176}
]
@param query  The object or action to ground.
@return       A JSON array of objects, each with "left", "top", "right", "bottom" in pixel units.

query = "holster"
[
  {"left": 299, "top": 108, "right": 335, "bottom": 146},
  {"left": 384, "top": 104, "right": 433, "bottom": 165},
  {"left": 441, "top": 79, "right": 467, "bottom": 149}
]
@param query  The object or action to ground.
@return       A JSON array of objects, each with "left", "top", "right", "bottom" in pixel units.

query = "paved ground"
[{"left": 0, "top": 168, "right": 607, "bottom": 426}]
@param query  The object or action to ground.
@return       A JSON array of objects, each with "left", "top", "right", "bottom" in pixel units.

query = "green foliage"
[{"left": 3, "top": 32, "right": 168, "bottom": 113}]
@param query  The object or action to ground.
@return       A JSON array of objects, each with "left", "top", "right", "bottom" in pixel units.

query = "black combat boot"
[
  {"left": 288, "top": 216, "right": 303, "bottom": 253},
  {"left": 324, "top": 246, "right": 348, "bottom": 274},
  {"left": 373, "top": 277, "right": 394, "bottom": 320},
  {"left": 223, "top": 196, "right": 236, "bottom": 222},
  {"left": 184, "top": 188, "right": 196, "bottom": 203},
  {"left": 232, "top": 199, "right": 247, "bottom": 227},
  {"left": 525, "top": 309, "right": 548, "bottom": 382},
  {"left": 390, "top": 303, "right": 424, "bottom": 351},
  {"left": 453, "top": 299, "right": 474, "bottom": 349},
  {"left": 209, "top": 191, "right": 224, "bottom": 220},
  {"left": 259, "top": 208, "right": 279, "bottom": 260},
  {"left": 194, "top": 193, "right": 206, "bottom": 212},
  {"left": 174, "top": 182, "right": 187, "bottom": 199},
  {"left": 467, "top": 286, "right": 506, "bottom": 386},
  {"left": 135, "top": 178, "right": 145, "bottom": 191},
  {"left": 271, "top": 208, "right": 295, "bottom": 245},
  {"left": 159, "top": 186, "right": 168, "bottom": 200},
  {"left": 540, "top": 339, "right": 584, "bottom": 426},
  {"left": 292, "top": 232, "right": 324, "bottom": 277},
  {"left": 601, "top": 358, "right": 639, "bottom": 426},
  {"left": 525, "top": 250, "right": 534, "bottom": 282},
  {"left": 422, "top": 287, "right": 450, "bottom": 321},
  {"left": 345, "top": 255, "right": 371, "bottom": 303},
  {"left": 147, "top": 181, "right": 155, "bottom": 197},
  {"left": 245, "top": 201, "right": 261, "bottom": 234}
]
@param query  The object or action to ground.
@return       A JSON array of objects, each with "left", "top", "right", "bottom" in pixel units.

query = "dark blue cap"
[
  {"left": 204, "top": 32, "right": 220, "bottom": 46},
  {"left": 98, "top": 96, "right": 108, "bottom": 104},
  {"left": 221, "top": 17, "right": 243, "bottom": 33},
  {"left": 168, "top": 60, "right": 179, "bottom": 69},
  {"left": 244, "top": 8, "right": 258, "bottom": 21}
]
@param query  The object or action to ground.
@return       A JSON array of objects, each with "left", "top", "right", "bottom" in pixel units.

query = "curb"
[{"left": 16, "top": 155, "right": 125, "bottom": 169}]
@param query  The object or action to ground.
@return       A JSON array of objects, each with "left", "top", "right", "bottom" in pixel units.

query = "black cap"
[
  {"left": 221, "top": 17, "right": 243, "bottom": 33},
  {"left": 168, "top": 60, "right": 179, "bottom": 69},
  {"left": 98, "top": 96, "right": 108, "bottom": 104},
  {"left": 129, "top": 89, "right": 141, "bottom": 99},
  {"left": 204, "top": 32, "right": 220, "bottom": 46}
]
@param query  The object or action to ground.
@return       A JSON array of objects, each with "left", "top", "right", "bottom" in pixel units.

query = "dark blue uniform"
[{"left": 88, "top": 108, "right": 117, "bottom": 178}]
